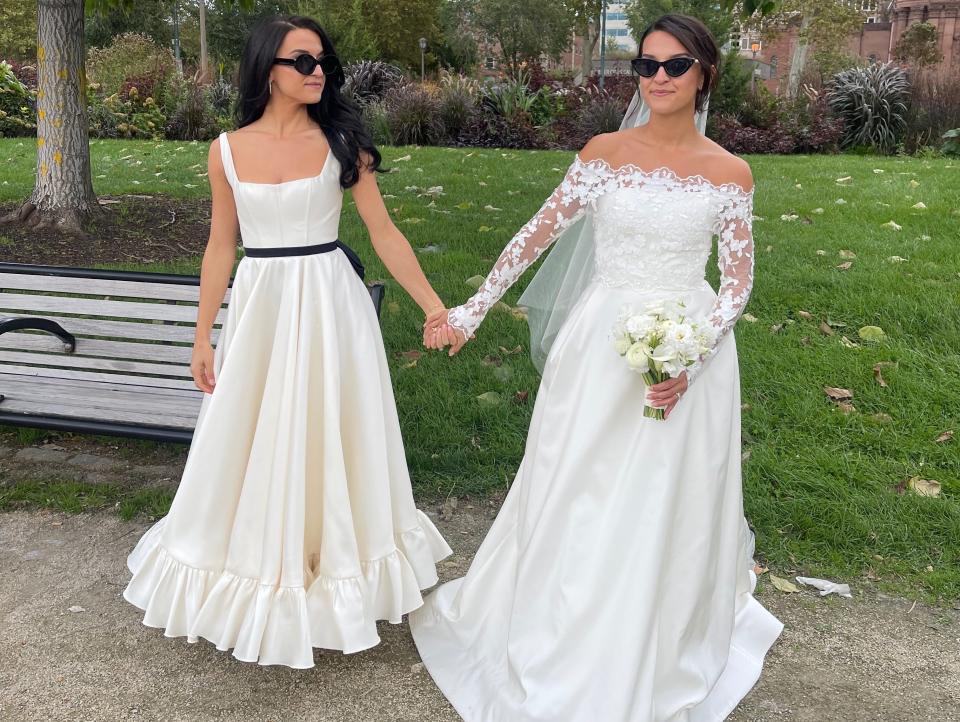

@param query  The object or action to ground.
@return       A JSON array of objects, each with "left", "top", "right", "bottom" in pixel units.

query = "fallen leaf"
[
  {"left": 493, "top": 366, "right": 514, "bottom": 383},
  {"left": 912, "top": 202, "right": 927, "bottom": 210},
  {"left": 465, "top": 275, "right": 485, "bottom": 289},
  {"left": 510, "top": 307, "right": 528, "bottom": 321},
  {"left": 816, "top": 249, "right": 827, "bottom": 256},
  {"left": 800, "top": 336, "right": 812, "bottom": 347},
  {"left": 484, "top": 204, "right": 502, "bottom": 212},
  {"left": 478, "top": 225, "right": 494, "bottom": 233},
  {"left": 858, "top": 326, "right": 886, "bottom": 342},
  {"left": 886, "top": 256, "right": 908, "bottom": 263},
  {"left": 476, "top": 391, "right": 504, "bottom": 406},
  {"left": 873, "top": 364, "right": 888, "bottom": 387},
  {"left": 839, "top": 336, "right": 859, "bottom": 348},
  {"left": 835, "top": 198, "right": 847, "bottom": 205},
  {"left": 513, "top": 390, "right": 530, "bottom": 405},
  {"left": 907, "top": 477, "right": 941, "bottom": 498},
  {"left": 780, "top": 214, "right": 799, "bottom": 222},
  {"left": 400, "top": 217, "right": 424, "bottom": 224},
  {"left": 770, "top": 323, "right": 784, "bottom": 334},
  {"left": 824, "top": 386, "right": 853, "bottom": 401},
  {"left": 819, "top": 321, "right": 834, "bottom": 336},
  {"left": 742, "top": 313, "right": 758, "bottom": 323},
  {"left": 837, "top": 401, "right": 857, "bottom": 414},
  {"left": 909, "top": 179, "right": 920, "bottom": 188},
  {"left": 401, "top": 359, "right": 418, "bottom": 369},
  {"left": 873, "top": 168, "right": 885, "bottom": 174},
  {"left": 882, "top": 220, "right": 902, "bottom": 231},
  {"left": 797, "top": 310, "right": 813, "bottom": 320},
  {"left": 836, "top": 261, "right": 853, "bottom": 270},
  {"left": 482, "top": 355, "right": 502, "bottom": 367},
  {"left": 769, "top": 574, "right": 801, "bottom": 593},
  {"left": 812, "top": 207, "right": 825, "bottom": 214},
  {"left": 499, "top": 345, "right": 523, "bottom": 355},
  {"left": 835, "top": 176, "right": 852, "bottom": 183},
  {"left": 838, "top": 250, "right": 857, "bottom": 259},
  {"left": 399, "top": 350, "right": 423, "bottom": 362},
  {"left": 68, "top": 606, "right": 86, "bottom": 613},
  {"left": 935, "top": 430, "right": 954, "bottom": 443},
  {"left": 455, "top": 201, "right": 473, "bottom": 209},
  {"left": 394, "top": 154, "right": 412, "bottom": 162}
]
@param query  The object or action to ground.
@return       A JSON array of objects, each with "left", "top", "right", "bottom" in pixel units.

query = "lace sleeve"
[
  {"left": 687, "top": 190, "right": 755, "bottom": 385},
  {"left": 447, "top": 157, "right": 605, "bottom": 338}
]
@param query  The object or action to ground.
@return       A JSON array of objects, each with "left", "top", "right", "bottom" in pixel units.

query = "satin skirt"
[
  {"left": 123, "top": 251, "right": 452, "bottom": 668},
  {"left": 410, "top": 280, "right": 782, "bottom": 721}
]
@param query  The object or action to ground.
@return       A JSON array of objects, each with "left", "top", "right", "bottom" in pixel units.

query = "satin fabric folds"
[{"left": 123, "top": 133, "right": 451, "bottom": 668}]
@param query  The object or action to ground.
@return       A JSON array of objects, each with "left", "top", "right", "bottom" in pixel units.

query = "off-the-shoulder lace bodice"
[{"left": 447, "top": 156, "right": 754, "bottom": 383}]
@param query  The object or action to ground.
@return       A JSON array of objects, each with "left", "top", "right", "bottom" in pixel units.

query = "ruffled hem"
[{"left": 123, "top": 510, "right": 452, "bottom": 668}]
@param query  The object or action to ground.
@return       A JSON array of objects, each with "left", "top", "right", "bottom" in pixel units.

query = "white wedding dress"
[
  {"left": 123, "top": 133, "right": 452, "bottom": 668},
  {"left": 410, "top": 156, "right": 783, "bottom": 720}
]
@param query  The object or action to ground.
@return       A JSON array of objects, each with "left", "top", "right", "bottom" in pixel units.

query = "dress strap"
[{"left": 218, "top": 132, "right": 238, "bottom": 188}]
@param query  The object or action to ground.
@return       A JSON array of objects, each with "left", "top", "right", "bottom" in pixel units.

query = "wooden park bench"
[{"left": 0, "top": 262, "right": 384, "bottom": 443}]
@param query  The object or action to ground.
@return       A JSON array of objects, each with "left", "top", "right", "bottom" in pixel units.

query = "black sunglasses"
[
  {"left": 631, "top": 57, "right": 699, "bottom": 78},
  {"left": 273, "top": 53, "right": 342, "bottom": 77}
]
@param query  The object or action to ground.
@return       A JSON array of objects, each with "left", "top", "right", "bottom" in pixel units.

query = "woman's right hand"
[
  {"left": 190, "top": 340, "right": 216, "bottom": 394},
  {"left": 423, "top": 309, "right": 470, "bottom": 355}
]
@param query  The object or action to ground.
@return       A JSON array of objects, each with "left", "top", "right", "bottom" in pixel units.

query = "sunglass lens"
[
  {"left": 293, "top": 55, "right": 318, "bottom": 75},
  {"left": 633, "top": 58, "right": 658, "bottom": 77},
  {"left": 664, "top": 58, "right": 694, "bottom": 77},
  {"left": 319, "top": 55, "right": 341, "bottom": 76}
]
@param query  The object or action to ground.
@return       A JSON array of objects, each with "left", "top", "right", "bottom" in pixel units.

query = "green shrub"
[
  {"left": 826, "top": 63, "right": 908, "bottom": 153},
  {"left": 384, "top": 85, "right": 444, "bottom": 146},
  {"left": 0, "top": 60, "right": 35, "bottom": 137},
  {"left": 86, "top": 32, "right": 175, "bottom": 98}
]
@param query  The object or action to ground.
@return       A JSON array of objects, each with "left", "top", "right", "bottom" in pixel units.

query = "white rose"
[
  {"left": 613, "top": 333, "right": 632, "bottom": 355},
  {"left": 625, "top": 342, "right": 650, "bottom": 372}
]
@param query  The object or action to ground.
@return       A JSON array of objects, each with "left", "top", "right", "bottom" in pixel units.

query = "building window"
[
  {"left": 484, "top": 56, "right": 496, "bottom": 70},
  {"left": 770, "top": 55, "right": 778, "bottom": 78}
]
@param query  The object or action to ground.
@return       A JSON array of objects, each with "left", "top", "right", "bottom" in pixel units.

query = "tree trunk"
[
  {"left": 787, "top": 14, "right": 812, "bottom": 97},
  {"left": 199, "top": 0, "right": 209, "bottom": 83},
  {"left": 5, "top": 0, "right": 96, "bottom": 234},
  {"left": 579, "top": 16, "right": 601, "bottom": 84}
]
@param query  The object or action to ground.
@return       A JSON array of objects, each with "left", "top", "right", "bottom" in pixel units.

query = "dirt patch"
[
  {"left": 0, "top": 196, "right": 210, "bottom": 267},
  {"left": 0, "top": 506, "right": 957, "bottom": 722}
]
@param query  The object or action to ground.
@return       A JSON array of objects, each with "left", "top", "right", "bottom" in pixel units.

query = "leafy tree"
[
  {"left": 473, "top": 0, "right": 575, "bottom": 77},
  {"left": 0, "top": 0, "right": 37, "bottom": 60},
  {"left": 625, "top": 0, "right": 735, "bottom": 48},
  {"left": 893, "top": 21, "right": 942, "bottom": 69}
]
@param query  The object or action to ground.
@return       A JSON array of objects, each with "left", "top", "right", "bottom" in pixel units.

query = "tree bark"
[
  {"left": 5, "top": 0, "right": 97, "bottom": 233},
  {"left": 579, "top": 15, "right": 601, "bottom": 84},
  {"left": 199, "top": 0, "right": 209, "bottom": 83},
  {"left": 787, "top": 14, "right": 812, "bottom": 97}
]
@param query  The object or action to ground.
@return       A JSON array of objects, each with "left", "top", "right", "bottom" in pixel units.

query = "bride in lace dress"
[{"left": 412, "top": 15, "right": 782, "bottom": 721}]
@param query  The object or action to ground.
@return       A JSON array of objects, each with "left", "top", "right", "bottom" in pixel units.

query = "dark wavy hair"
[
  {"left": 235, "top": 16, "right": 381, "bottom": 188},
  {"left": 637, "top": 14, "right": 720, "bottom": 113}
]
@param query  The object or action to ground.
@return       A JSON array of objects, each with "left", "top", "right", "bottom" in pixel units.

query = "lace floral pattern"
[{"left": 447, "top": 156, "right": 755, "bottom": 384}]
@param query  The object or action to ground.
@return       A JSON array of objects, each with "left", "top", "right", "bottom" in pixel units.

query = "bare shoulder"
[
  {"left": 578, "top": 132, "right": 624, "bottom": 164},
  {"left": 207, "top": 136, "right": 224, "bottom": 169},
  {"left": 700, "top": 139, "right": 754, "bottom": 191}
]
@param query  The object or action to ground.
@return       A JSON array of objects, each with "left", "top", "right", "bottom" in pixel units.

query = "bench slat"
[
  {"left": 0, "top": 272, "right": 231, "bottom": 304},
  {"left": 0, "top": 372, "right": 201, "bottom": 398},
  {"left": 0, "top": 364, "right": 199, "bottom": 390},
  {"left": 0, "top": 292, "right": 227, "bottom": 324},
  {"left": 0, "top": 331, "right": 194, "bottom": 363},
  {"left": 0, "top": 394, "right": 200, "bottom": 429},
  {"left": 0, "top": 350, "right": 191, "bottom": 378},
  {"left": 0, "top": 376, "right": 202, "bottom": 420},
  {"left": 13, "top": 314, "right": 221, "bottom": 344}
]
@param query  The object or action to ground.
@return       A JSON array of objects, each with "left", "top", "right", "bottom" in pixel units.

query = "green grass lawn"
[{"left": 1, "top": 139, "right": 959, "bottom": 600}]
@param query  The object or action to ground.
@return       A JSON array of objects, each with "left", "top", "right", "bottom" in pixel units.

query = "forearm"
[
  {"left": 194, "top": 243, "right": 235, "bottom": 344},
  {"left": 371, "top": 226, "right": 444, "bottom": 315}
]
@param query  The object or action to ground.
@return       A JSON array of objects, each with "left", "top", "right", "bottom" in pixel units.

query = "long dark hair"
[
  {"left": 637, "top": 14, "right": 720, "bottom": 113},
  {"left": 235, "top": 16, "right": 381, "bottom": 188}
]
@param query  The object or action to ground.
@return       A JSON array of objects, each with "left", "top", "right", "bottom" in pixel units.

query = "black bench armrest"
[{"left": 0, "top": 317, "right": 76, "bottom": 353}]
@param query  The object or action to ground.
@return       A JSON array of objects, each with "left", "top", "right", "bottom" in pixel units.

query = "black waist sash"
[{"left": 242, "top": 240, "right": 365, "bottom": 280}]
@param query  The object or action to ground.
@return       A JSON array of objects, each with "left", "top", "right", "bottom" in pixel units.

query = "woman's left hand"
[{"left": 647, "top": 372, "right": 689, "bottom": 420}]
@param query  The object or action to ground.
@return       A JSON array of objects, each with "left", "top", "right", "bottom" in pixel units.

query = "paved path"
[{"left": 1, "top": 506, "right": 957, "bottom": 722}]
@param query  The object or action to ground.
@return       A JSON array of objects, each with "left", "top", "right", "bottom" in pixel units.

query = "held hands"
[
  {"left": 423, "top": 307, "right": 470, "bottom": 356},
  {"left": 646, "top": 371, "right": 689, "bottom": 420}
]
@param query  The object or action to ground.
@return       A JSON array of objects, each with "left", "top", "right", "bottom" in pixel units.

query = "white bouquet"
[{"left": 611, "top": 301, "right": 717, "bottom": 420}]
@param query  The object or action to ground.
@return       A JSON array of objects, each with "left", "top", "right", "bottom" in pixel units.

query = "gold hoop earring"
[{"left": 269, "top": 79, "right": 273, "bottom": 95}]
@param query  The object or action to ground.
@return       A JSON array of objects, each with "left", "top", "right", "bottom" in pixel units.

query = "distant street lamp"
[
  {"left": 750, "top": 41, "right": 761, "bottom": 91},
  {"left": 419, "top": 37, "right": 427, "bottom": 81}
]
